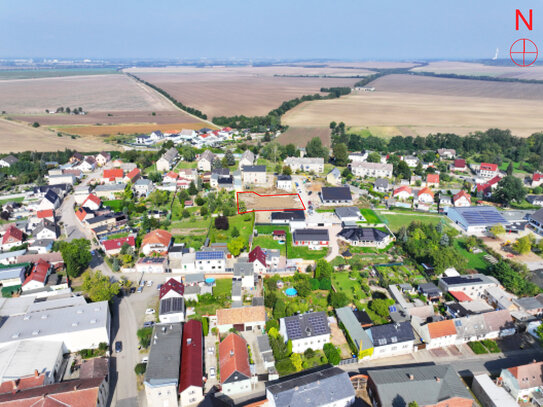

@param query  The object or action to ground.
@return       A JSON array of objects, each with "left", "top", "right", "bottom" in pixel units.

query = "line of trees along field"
[{"left": 125, "top": 73, "right": 208, "bottom": 120}]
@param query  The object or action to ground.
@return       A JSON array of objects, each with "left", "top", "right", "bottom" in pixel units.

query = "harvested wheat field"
[
  {"left": 237, "top": 191, "right": 304, "bottom": 213},
  {"left": 0, "top": 118, "right": 114, "bottom": 152},
  {"left": 0, "top": 74, "right": 177, "bottom": 114},
  {"left": 276, "top": 127, "right": 332, "bottom": 147},
  {"left": 125, "top": 66, "right": 366, "bottom": 117},
  {"left": 411, "top": 60, "right": 543, "bottom": 81},
  {"left": 283, "top": 74, "right": 543, "bottom": 138}
]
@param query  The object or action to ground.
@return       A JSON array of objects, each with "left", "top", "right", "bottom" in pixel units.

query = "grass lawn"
[
  {"left": 106, "top": 231, "right": 130, "bottom": 240},
  {"left": 170, "top": 218, "right": 210, "bottom": 230},
  {"left": 252, "top": 236, "right": 286, "bottom": 255},
  {"left": 103, "top": 199, "right": 124, "bottom": 212},
  {"left": 332, "top": 272, "right": 369, "bottom": 301},
  {"left": 256, "top": 158, "right": 279, "bottom": 172},
  {"left": 255, "top": 224, "right": 326, "bottom": 260},
  {"left": 452, "top": 239, "right": 489, "bottom": 272},
  {"left": 210, "top": 213, "right": 254, "bottom": 244},
  {"left": 498, "top": 161, "right": 530, "bottom": 175},
  {"left": 468, "top": 341, "right": 489, "bottom": 354},
  {"left": 0, "top": 196, "right": 24, "bottom": 205},
  {"left": 378, "top": 211, "right": 447, "bottom": 231},
  {"left": 174, "top": 160, "right": 197, "bottom": 170},
  {"left": 214, "top": 278, "right": 232, "bottom": 297},
  {"left": 359, "top": 208, "right": 381, "bottom": 224}
]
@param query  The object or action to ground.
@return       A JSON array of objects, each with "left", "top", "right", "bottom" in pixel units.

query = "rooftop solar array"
[
  {"left": 455, "top": 206, "right": 507, "bottom": 226},
  {"left": 283, "top": 312, "right": 330, "bottom": 340},
  {"left": 196, "top": 251, "right": 225, "bottom": 260},
  {"left": 160, "top": 297, "right": 184, "bottom": 314}
]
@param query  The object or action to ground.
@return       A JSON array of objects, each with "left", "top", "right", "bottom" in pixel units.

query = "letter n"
[{"left": 516, "top": 9, "right": 533, "bottom": 30}]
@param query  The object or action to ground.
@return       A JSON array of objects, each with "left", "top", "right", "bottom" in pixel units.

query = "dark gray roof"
[
  {"left": 531, "top": 208, "right": 543, "bottom": 224},
  {"left": 367, "top": 364, "right": 473, "bottom": 406},
  {"left": 234, "top": 261, "right": 254, "bottom": 277},
  {"left": 514, "top": 296, "right": 543, "bottom": 311},
  {"left": 334, "top": 206, "right": 361, "bottom": 219},
  {"left": 144, "top": 323, "right": 182, "bottom": 385},
  {"left": 321, "top": 187, "right": 352, "bottom": 201},
  {"left": 367, "top": 321, "right": 415, "bottom": 347},
  {"left": 335, "top": 307, "right": 373, "bottom": 351},
  {"left": 44, "top": 189, "right": 59, "bottom": 204},
  {"left": 252, "top": 297, "right": 264, "bottom": 306},
  {"left": 212, "top": 168, "right": 230, "bottom": 176},
  {"left": 374, "top": 178, "right": 389, "bottom": 188},
  {"left": 527, "top": 195, "right": 543, "bottom": 204},
  {"left": 271, "top": 211, "right": 305, "bottom": 221},
  {"left": 242, "top": 165, "right": 266, "bottom": 172},
  {"left": 292, "top": 229, "right": 329, "bottom": 242},
  {"left": 232, "top": 280, "right": 242, "bottom": 297},
  {"left": 161, "top": 147, "right": 178, "bottom": 162},
  {"left": 282, "top": 311, "right": 330, "bottom": 340},
  {"left": 338, "top": 227, "right": 389, "bottom": 242},
  {"left": 266, "top": 366, "right": 355, "bottom": 407},
  {"left": 277, "top": 175, "right": 292, "bottom": 181},
  {"left": 1, "top": 155, "right": 19, "bottom": 165},
  {"left": 185, "top": 273, "right": 205, "bottom": 284},
  {"left": 419, "top": 282, "right": 440, "bottom": 294}
]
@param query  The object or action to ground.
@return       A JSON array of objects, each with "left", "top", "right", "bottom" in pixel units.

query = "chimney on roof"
[
  {"left": 73, "top": 384, "right": 80, "bottom": 391},
  {"left": 409, "top": 374, "right": 414, "bottom": 380},
  {"left": 230, "top": 350, "right": 234, "bottom": 357},
  {"left": 34, "top": 369, "right": 39, "bottom": 377},
  {"left": 435, "top": 377, "right": 441, "bottom": 382},
  {"left": 11, "top": 380, "right": 17, "bottom": 390}
]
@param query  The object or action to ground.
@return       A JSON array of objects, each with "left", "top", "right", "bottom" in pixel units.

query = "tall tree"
[
  {"left": 333, "top": 143, "right": 349, "bottom": 166},
  {"left": 494, "top": 176, "right": 526, "bottom": 206},
  {"left": 59, "top": 239, "right": 92, "bottom": 278},
  {"left": 81, "top": 270, "right": 119, "bottom": 302},
  {"left": 305, "top": 137, "right": 329, "bottom": 159}
]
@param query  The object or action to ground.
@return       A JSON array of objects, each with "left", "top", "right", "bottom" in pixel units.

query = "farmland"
[
  {"left": 411, "top": 60, "right": 543, "bottom": 80},
  {"left": 124, "top": 66, "right": 366, "bottom": 117},
  {"left": 282, "top": 74, "right": 543, "bottom": 138},
  {"left": 0, "top": 118, "right": 113, "bottom": 152},
  {"left": 276, "top": 127, "right": 332, "bottom": 148}
]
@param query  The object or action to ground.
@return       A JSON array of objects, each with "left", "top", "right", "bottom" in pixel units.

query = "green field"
[
  {"left": 213, "top": 278, "right": 232, "bottom": 297},
  {"left": 254, "top": 224, "right": 327, "bottom": 260},
  {"left": 498, "top": 161, "right": 530, "bottom": 175},
  {"left": 0, "top": 196, "right": 24, "bottom": 205},
  {"left": 359, "top": 208, "right": 381, "bottom": 224},
  {"left": 378, "top": 211, "right": 447, "bottom": 231},
  {"left": 252, "top": 236, "right": 286, "bottom": 255},
  {"left": 452, "top": 239, "right": 489, "bottom": 272},
  {"left": 103, "top": 199, "right": 124, "bottom": 212},
  {"left": 0, "top": 68, "right": 119, "bottom": 80},
  {"left": 332, "top": 272, "right": 369, "bottom": 301},
  {"left": 209, "top": 213, "right": 254, "bottom": 244},
  {"left": 174, "top": 161, "right": 198, "bottom": 170}
]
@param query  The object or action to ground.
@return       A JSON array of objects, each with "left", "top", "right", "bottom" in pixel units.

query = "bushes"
[
  {"left": 468, "top": 341, "right": 488, "bottom": 354},
  {"left": 134, "top": 363, "right": 147, "bottom": 375},
  {"left": 137, "top": 327, "right": 153, "bottom": 349},
  {"left": 323, "top": 343, "right": 341, "bottom": 365}
]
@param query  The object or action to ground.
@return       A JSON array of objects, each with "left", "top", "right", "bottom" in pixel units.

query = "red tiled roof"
[
  {"left": 418, "top": 187, "right": 434, "bottom": 197},
  {"left": 2, "top": 225, "right": 23, "bottom": 245},
  {"left": 219, "top": 333, "right": 250, "bottom": 384},
  {"left": 249, "top": 246, "right": 266, "bottom": 267},
  {"left": 454, "top": 159, "right": 466, "bottom": 168},
  {"left": 426, "top": 174, "right": 439, "bottom": 184},
  {"left": 480, "top": 163, "right": 498, "bottom": 171},
  {"left": 82, "top": 194, "right": 101, "bottom": 208},
  {"left": 453, "top": 190, "right": 471, "bottom": 204},
  {"left": 159, "top": 278, "right": 185, "bottom": 299},
  {"left": 179, "top": 319, "right": 203, "bottom": 393},
  {"left": 508, "top": 361, "right": 543, "bottom": 389},
  {"left": 476, "top": 176, "right": 502, "bottom": 192},
  {"left": 273, "top": 230, "right": 286, "bottom": 236},
  {"left": 0, "top": 372, "right": 46, "bottom": 394},
  {"left": 125, "top": 168, "right": 141, "bottom": 182},
  {"left": 427, "top": 319, "right": 456, "bottom": 339},
  {"left": 449, "top": 291, "right": 472, "bottom": 302},
  {"left": 165, "top": 171, "right": 178, "bottom": 179},
  {"left": 103, "top": 236, "right": 135, "bottom": 252},
  {"left": 393, "top": 186, "right": 412, "bottom": 196},
  {"left": 534, "top": 173, "right": 543, "bottom": 182},
  {"left": 0, "top": 377, "right": 102, "bottom": 406},
  {"left": 141, "top": 229, "right": 172, "bottom": 251},
  {"left": 75, "top": 207, "right": 88, "bottom": 222},
  {"left": 36, "top": 209, "right": 54, "bottom": 219},
  {"left": 103, "top": 168, "right": 123, "bottom": 179},
  {"left": 22, "top": 259, "right": 50, "bottom": 287}
]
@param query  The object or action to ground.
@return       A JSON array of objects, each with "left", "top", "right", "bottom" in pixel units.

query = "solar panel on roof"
[{"left": 196, "top": 251, "right": 224, "bottom": 260}]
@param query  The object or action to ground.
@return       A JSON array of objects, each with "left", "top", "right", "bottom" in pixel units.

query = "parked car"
[
  {"left": 143, "top": 321, "right": 155, "bottom": 328},
  {"left": 209, "top": 367, "right": 216, "bottom": 378},
  {"left": 157, "top": 284, "right": 163, "bottom": 291},
  {"left": 139, "top": 280, "right": 146, "bottom": 287},
  {"left": 208, "top": 346, "right": 215, "bottom": 354},
  {"left": 137, "top": 286, "right": 143, "bottom": 293},
  {"left": 308, "top": 191, "right": 312, "bottom": 195},
  {"left": 129, "top": 287, "right": 136, "bottom": 294},
  {"left": 146, "top": 280, "right": 153, "bottom": 287},
  {"left": 141, "top": 356, "right": 148, "bottom": 364},
  {"left": 145, "top": 308, "right": 155, "bottom": 315},
  {"left": 115, "top": 341, "right": 122, "bottom": 353}
]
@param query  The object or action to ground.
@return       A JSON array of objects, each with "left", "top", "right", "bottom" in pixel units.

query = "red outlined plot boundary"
[{"left": 236, "top": 191, "right": 306, "bottom": 214}]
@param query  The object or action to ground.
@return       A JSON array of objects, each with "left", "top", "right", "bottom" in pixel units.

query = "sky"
[{"left": 0, "top": 0, "right": 542, "bottom": 60}]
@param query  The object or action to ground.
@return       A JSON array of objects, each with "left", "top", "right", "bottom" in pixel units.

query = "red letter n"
[{"left": 516, "top": 9, "right": 533, "bottom": 30}]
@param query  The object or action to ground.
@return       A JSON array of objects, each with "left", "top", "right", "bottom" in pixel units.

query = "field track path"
[{"left": 123, "top": 72, "right": 218, "bottom": 128}]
